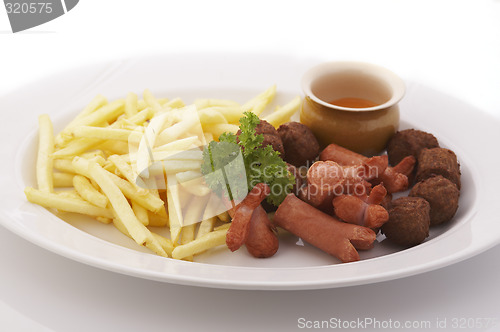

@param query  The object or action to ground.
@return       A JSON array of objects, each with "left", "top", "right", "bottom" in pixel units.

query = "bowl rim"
[{"left": 301, "top": 60, "right": 406, "bottom": 112}]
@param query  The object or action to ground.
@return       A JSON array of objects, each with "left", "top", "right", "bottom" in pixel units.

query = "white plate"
[{"left": 1, "top": 54, "right": 499, "bottom": 290}]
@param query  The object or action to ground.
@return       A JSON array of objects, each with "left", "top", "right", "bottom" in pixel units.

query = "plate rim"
[{"left": 1, "top": 53, "right": 499, "bottom": 290}]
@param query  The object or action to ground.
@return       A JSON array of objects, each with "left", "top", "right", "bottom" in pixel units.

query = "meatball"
[
  {"left": 386, "top": 129, "right": 439, "bottom": 166},
  {"left": 409, "top": 175, "right": 459, "bottom": 226},
  {"left": 416, "top": 147, "right": 461, "bottom": 190},
  {"left": 381, "top": 197, "right": 430, "bottom": 247},
  {"left": 277, "top": 122, "right": 320, "bottom": 168},
  {"left": 237, "top": 119, "right": 285, "bottom": 157}
]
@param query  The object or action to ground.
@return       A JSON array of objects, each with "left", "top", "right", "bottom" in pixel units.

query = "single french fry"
[
  {"left": 166, "top": 174, "right": 183, "bottom": 243},
  {"left": 181, "top": 224, "right": 196, "bottom": 261},
  {"left": 137, "top": 99, "right": 147, "bottom": 111},
  {"left": 217, "top": 211, "right": 231, "bottom": 223},
  {"left": 157, "top": 149, "right": 203, "bottom": 162},
  {"left": 176, "top": 171, "right": 211, "bottom": 197},
  {"left": 162, "top": 98, "right": 185, "bottom": 109},
  {"left": 132, "top": 201, "right": 149, "bottom": 226},
  {"left": 156, "top": 108, "right": 201, "bottom": 146},
  {"left": 55, "top": 94, "right": 108, "bottom": 146},
  {"left": 176, "top": 171, "right": 204, "bottom": 186},
  {"left": 73, "top": 175, "right": 108, "bottom": 208},
  {"left": 181, "top": 183, "right": 211, "bottom": 197},
  {"left": 123, "top": 137, "right": 200, "bottom": 165},
  {"left": 202, "top": 192, "right": 228, "bottom": 221},
  {"left": 53, "top": 172, "right": 75, "bottom": 188},
  {"left": 263, "top": 95, "right": 301, "bottom": 127},
  {"left": 24, "top": 187, "right": 113, "bottom": 218},
  {"left": 53, "top": 158, "right": 75, "bottom": 174},
  {"left": 125, "top": 107, "right": 154, "bottom": 126},
  {"left": 214, "top": 223, "right": 231, "bottom": 231},
  {"left": 67, "top": 99, "right": 125, "bottom": 132},
  {"left": 125, "top": 92, "right": 138, "bottom": 117},
  {"left": 143, "top": 89, "right": 163, "bottom": 113},
  {"left": 36, "top": 114, "right": 55, "bottom": 193},
  {"left": 147, "top": 213, "right": 168, "bottom": 227},
  {"left": 80, "top": 150, "right": 106, "bottom": 160},
  {"left": 109, "top": 209, "right": 166, "bottom": 257},
  {"left": 147, "top": 209, "right": 169, "bottom": 227},
  {"left": 102, "top": 160, "right": 117, "bottom": 173},
  {"left": 154, "top": 136, "right": 200, "bottom": 152},
  {"left": 73, "top": 126, "right": 142, "bottom": 142},
  {"left": 196, "top": 216, "right": 217, "bottom": 239},
  {"left": 198, "top": 108, "right": 228, "bottom": 127},
  {"left": 172, "top": 228, "right": 228, "bottom": 260},
  {"left": 150, "top": 232, "right": 173, "bottom": 257},
  {"left": 163, "top": 160, "right": 203, "bottom": 174},
  {"left": 52, "top": 137, "right": 102, "bottom": 157},
  {"left": 242, "top": 85, "right": 276, "bottom": 115},
  {"left": 250, "top": 99, "right": 268, "bottom": 117},
  {"left": 77, "top": 95, "right": 108, "bottom": 119},
  {"left": 98, "top": 140, "right": 130, "bottom": 155},
  {"left": 96, "top": 217, "right": 113, "bottom": 224},
  {"left": 57, "top": 189, "right": 81, "bottom": 200},
  {"left": 204, "top": 123, "right": 239, "bottom": 138},
  {"left": 206, "top": 106, "right": 245, "bottom": 123},
  {"left": 183, "top": 194, "right": 209, "bottom": 226}
]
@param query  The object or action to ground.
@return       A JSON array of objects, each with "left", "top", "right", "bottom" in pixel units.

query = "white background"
[{"left": 1, "top": 1, "right": 500, "bottom": 331}]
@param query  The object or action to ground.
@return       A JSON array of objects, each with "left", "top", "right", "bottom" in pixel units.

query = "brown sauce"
[{"left": 329, "top": 97, "right": 378, "bottom": 108}]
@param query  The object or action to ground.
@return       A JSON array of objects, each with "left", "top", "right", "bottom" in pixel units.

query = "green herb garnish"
[{"left": 201, "top": 112, "right": 294, "bottom": 206}]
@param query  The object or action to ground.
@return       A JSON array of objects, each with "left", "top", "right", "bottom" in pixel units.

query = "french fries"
[
  {"left": 172, "top": 228, "right": 228, "bottom": 260},
  {"left": 36, "top": 114, "right": 55, "bottom": 193},
  {"left": 263, "top": 95, "right": 302, "bottom": 127},
  {"left": 73, "top": 175, "right": 108, "bottom": 208},
  {"left": 25, "top": 87, "right": 301, "bottom": 261},
  {"left": 53, "top": 172, "right": 75, "bottom": 188},
  {"left": 25, "top": 187, "right": 113, "bottom": 219},
  {"left": 125, "top": 92, "right": 138, "bottom": 117}
]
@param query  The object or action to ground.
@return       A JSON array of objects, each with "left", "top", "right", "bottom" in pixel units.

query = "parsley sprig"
[{"left": 201, "top": 112, "right": 294, "bottom": 206}]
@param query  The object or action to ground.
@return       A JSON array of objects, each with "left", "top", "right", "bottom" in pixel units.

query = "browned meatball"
[
  {"left": 237, "top": 119, "right": 285, "bottom": 157},
  {"left": 381, "top": 197, "right": 430, "bottom": 247},
  {"left": 416, "top": 148, "right": 461, "bottom": 189},
  {"left": 277, "top": 122, "right": 320, "bottom": 168},
  {"left": 387, "top": 129, "right": 439, "bottom": 166},
  {"left": 410, "top": 175, "right": 459, "bottom": 226}
]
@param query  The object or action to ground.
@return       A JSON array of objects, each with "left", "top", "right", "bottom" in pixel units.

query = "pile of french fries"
[{"left": 24, "top": 86, "right": 301, "bottom": 261}]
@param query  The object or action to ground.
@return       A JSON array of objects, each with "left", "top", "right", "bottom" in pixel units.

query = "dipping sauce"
[
  {"left": 329, "top": 97, "right": 378, "bottom": 109},
  {"left": 301, "top": 61, "right": 405, "bottom": 155}
]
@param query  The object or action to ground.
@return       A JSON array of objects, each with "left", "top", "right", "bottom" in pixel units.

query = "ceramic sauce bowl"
[{"left": 300, "top": 61, "right": 405, "bottom": 156}]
